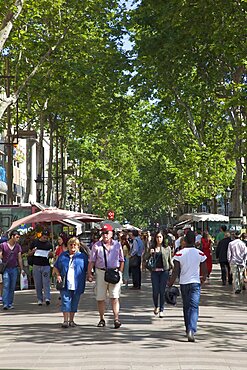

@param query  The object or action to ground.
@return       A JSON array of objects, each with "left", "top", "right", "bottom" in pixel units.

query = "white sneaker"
[
  {"left": 38, "top": 300, "right": 42, "bottom": 306},
  {"left": 159, "top": 311, "right": 164, "bottom": 318}
]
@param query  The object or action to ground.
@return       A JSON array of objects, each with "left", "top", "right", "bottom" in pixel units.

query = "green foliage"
[{"left": 0, "top": 0, "right": 245, "bottom": 226}]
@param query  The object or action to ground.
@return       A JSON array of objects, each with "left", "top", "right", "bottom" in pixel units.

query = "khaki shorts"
[{"left": 95, "top": 268, "right": 122, "bottom": 301}]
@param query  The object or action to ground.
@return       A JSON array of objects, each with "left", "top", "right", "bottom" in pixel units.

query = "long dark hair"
[{"left": 152, "top": 230, "right": 165, "bottom": 248}]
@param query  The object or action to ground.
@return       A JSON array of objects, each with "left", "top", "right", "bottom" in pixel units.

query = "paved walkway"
[{"left": 0, "top": 264, "right": 246, "bottom": 370}]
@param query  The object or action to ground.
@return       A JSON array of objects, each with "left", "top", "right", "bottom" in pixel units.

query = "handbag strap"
[
  {"left": 102, "top": 243, "right": 108, "bottom": 269},
  {"left": 1, "top": 242, "right": 16, "bottom": 263}
]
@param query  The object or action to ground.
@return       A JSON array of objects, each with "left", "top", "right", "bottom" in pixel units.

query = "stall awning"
[
  {"left": 178, "top": 213, "right": 229, "bottom": 223},
  {"left": 174, "top": 219, "right": 192, "bottom": 228}
]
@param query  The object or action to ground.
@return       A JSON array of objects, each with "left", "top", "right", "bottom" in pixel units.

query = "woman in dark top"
[
  {"left": 148, "top": 230, "right": 173, "bottom": 317},
  {"left": 0, "top": 230, "right": 25, "bottom": 310},
  {"left": 28, "top": 230, "right": 54, "bottom": 306}
]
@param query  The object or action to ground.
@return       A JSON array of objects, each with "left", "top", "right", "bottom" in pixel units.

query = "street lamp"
[
  {"left": 34, "top": 174, "right": 44, "bottom": 203},
  {"left": 225, "top": 187, "right": 232, "bottom": 216}
]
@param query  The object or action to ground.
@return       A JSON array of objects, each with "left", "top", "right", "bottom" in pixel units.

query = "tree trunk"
[
  {"left": 231, "top": 157, "right": 243, "bottom": 217},
  {"left": 24, "top": 138, "right": 32, "bottom": 203},
  {"left": 46, "top": 115, "right": 54, "bottom": 206}
]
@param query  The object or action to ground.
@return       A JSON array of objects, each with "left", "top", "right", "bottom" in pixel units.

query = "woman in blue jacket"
[{"left": 53, "top": 237, "right": 88, "bottom": 328}]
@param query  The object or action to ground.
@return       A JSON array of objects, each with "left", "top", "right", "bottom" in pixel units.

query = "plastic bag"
[{"left": 20, "top": 273, "right": 29, "bottom": 290}]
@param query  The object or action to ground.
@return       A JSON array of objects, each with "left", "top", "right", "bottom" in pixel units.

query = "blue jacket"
[{"left": 54, "top": 251, "right": 88, "bottom": 294}]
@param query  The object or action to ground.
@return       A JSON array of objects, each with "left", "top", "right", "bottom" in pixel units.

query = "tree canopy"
[{"left": 0, "top": 0, "right": 246, "bottom": 226}]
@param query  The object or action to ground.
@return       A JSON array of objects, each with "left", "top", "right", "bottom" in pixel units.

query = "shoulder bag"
[
  {"left": 103, "top": 244, "right": 120, "bottom": 284},
  {"left": 146, "top": 254, "right": 158, "bottom": 272},
  {"left": 129, "top": 254, "right": 139, "bottom": 268}
]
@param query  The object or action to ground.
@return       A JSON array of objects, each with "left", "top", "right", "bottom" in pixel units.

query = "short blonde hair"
[{"left": 67, "top": 237, "right": 80, "bottom": 247}]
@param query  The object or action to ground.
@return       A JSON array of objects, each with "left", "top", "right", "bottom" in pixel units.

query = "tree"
[{"left": 128, "top": 0, "right": 246, "bottom": 217}]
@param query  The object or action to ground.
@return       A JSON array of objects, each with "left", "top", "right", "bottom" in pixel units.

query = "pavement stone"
[{"left": 0, "top": 264, "right": 246, "bottom": 370}]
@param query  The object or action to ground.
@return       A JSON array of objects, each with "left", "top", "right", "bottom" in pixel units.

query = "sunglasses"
[{"left": 102, "top": 231, "right": 110, "bottom": 235}]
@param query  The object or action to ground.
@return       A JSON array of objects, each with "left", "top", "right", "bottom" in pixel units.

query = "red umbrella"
[{"left": 8, "top": 208, "right": 103, "bottom": 231}]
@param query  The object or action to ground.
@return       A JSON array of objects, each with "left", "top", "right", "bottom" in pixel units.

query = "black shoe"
[
  {"left": 187, "top": 330, "right": 195, "bottom": 342},
  {"left": 242, "top": 285, "right": 246, "bottom": 290},
  {"left": 114, "top": 319, "right": 121, "bottom": 329},
  {"left": 45, "top": 300, "right": 50, "bottom": 306},
  {"left": 97, "top": 319, "right": 106, "bottom": 327},
  {"left": 235, "top": 289, "right": 241, "bottom": 294}
]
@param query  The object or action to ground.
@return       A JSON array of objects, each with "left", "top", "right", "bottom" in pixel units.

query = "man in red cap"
[{"left": 87, "top": 224, "right": 124, "bottom": 328}]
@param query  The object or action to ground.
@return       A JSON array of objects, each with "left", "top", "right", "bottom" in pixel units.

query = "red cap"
[{"left": 101, "top": 224, "right": 113, "bottom": 232}]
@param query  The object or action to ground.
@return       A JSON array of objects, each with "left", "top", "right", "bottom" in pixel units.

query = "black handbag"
[
  {"left": 146, "top": 254, "right": 157, "bottom": 271},
  {"left": 104, "top": 268, "right": 120, "bottom": 284},
  {"left": 129, "top": 254, "right": 139, "bottom": 268},
  {"left": 56, "top": 276, "right": 66, "bottom": 290},
  {"left": 103, "top": 244, "right": 120, "bottom": 284},
  {"left": 165, "top": 286, "right": 180, "bottom": 305}
]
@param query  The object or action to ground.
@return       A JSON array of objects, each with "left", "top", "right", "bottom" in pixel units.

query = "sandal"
[
  {"left": 61, "top": 321, "right": 69, "bottom": 328},
  {"left": 97, "top": 319, "right": 106, "bottom": 327},
  {"left": 114, "top": 319, "right": 121, "bottom": 329},
  {"left": 69, "top": 321, "right": 77, "bottom": 327}
]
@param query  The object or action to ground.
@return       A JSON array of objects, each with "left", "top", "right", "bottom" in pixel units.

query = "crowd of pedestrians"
[{"left": 0, "top": 222, "right": 246, "bottom": 344}]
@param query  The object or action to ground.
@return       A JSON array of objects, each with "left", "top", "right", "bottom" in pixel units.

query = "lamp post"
[
  {"left": 225, "top": 187, "right": 232, "bottom": 216},
  {"left": 34, "top": 174, "right": 44, "bottom": 203}
]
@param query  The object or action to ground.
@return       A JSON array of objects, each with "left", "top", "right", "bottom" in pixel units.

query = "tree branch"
[
  {"left": 173, "top": 88, "right": 203, "bottom": 147},
  {"left": 0, "top": 27, "right": 68, "bottom": 120},
  {"left": 0, "top": 0, "right": 24, "bottom": 52}
]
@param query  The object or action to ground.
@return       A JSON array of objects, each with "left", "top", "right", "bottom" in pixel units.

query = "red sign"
[{"left": 107, "top": 210, "right": 115, "bottom": 220}]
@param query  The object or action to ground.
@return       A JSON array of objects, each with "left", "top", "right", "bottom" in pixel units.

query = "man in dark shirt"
[
  {"left": 28, "top": 230, "right": 53, "bottom": 305},
  {"left": 216, "top": 232, "right": 232, "bottom": 285}
]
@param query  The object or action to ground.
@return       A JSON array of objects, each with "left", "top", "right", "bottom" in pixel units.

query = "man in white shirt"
[
  {"left": 168, "top": 230, "right": 207, "bottom": 342},
  {"left": 174, "top": 229, "right": 184, "bottom": 254},
  {"left": 227, "top": 231, "right": 247, "bottom": 294}
]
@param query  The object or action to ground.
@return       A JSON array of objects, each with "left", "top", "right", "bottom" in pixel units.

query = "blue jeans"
[
  {"left": 180, "top": 283, "right": 201, "bottom": 333},
  {"left": 32, "top": 265, "right": 51, "bottom": 302},
  {"left": 2, "top": 267, "right": 18, "bottom": 308},
  {"left": 151, "top": 270, "right": 169, "bottom": 311},
  {"left": 61, "top": 290, "right": 81, "bottom": 312}
]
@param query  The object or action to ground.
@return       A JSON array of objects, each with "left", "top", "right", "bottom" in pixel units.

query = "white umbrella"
[
  {"left": 99, "top": 220, "right": 123, "bottom": 231},
  {"left": 122, "top": 223, "right": 142, "bottom": 231}
]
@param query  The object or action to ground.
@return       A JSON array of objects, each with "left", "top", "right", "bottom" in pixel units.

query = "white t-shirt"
[
  {"left": 173, "top": 247, "right": 207, "bottom": 284},
  {"left": 67, "top": 257, "right": 75, "bottom": 290},
  {"left": 174, "top": 237, "right": 182, "bottom": 253},
  {"left": 195, "top": 234, "right": 202, "bottom": 244}
]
